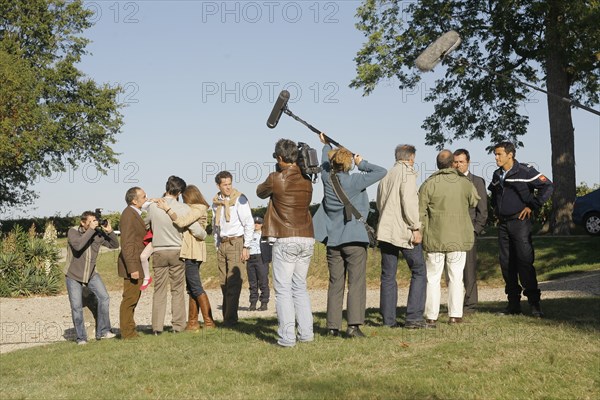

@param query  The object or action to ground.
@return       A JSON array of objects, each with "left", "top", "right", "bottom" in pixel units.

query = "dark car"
[{"left": 572, "top": 188, "right": 600, "bottom": 236}]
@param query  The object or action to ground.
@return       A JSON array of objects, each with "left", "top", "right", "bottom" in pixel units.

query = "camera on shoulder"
[{"left": 297, "top": 142, "right": 321, "bottom": 183}]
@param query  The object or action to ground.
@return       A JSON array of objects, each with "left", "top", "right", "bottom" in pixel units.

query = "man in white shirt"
[{"left": 212, "top": 171, "right": 255, "bottom": 327}]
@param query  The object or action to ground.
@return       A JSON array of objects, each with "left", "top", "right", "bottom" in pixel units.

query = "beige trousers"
[
  {"left": 217, "top": 237, "right": 247, "bottom": 324},
  {"left": 151, "top": 250, "right": 186, "bottom": 332}
]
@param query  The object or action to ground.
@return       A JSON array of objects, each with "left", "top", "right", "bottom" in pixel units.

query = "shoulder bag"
[{"left": 330, "top": 172, "right": 377, "bottom": 248}]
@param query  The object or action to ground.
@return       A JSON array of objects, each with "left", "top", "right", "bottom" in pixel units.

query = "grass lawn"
[
  {"left": 0, "top": 298, "right": 598, "bottom": 399},
  {"left": 3, "top": 235, "right": 599, "bottom": 399}
]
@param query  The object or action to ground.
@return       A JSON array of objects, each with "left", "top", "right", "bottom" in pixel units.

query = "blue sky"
[{"left": 4, "top": 0, "right": 599, "bottom": 219}]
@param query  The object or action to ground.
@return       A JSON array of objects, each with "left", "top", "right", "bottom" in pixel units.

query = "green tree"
[
  {"left": 0, "top": 0, "right": 123, "bottom": 211},
  {"left": 351, "top": 0, "right": 600, "bottom": 234}
]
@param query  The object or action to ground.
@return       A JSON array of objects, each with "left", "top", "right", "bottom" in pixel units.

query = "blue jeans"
[
  {"left": 380, "top": 241, "right": 427, "bottom": 325},
  {"left": 272, "top": 237, "right": 314, "bottom": 347},
  {"left": 184, "top": 259, "right": 205, "bottom": 298},
  {"left": 66, "top": 274, "right": 111, "bottom": 342}
]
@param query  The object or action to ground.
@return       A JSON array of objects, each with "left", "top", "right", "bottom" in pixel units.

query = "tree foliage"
[
  {"left": 0, "top": 0, "right": 123, "bottom": 211},
  {"left": 351, "top": 0, "right": 600, "bottom": 234}
]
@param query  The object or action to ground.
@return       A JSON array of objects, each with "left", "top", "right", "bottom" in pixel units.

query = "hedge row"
[{"left": 0, "top": 200, "right": 510, "bottom": 239}]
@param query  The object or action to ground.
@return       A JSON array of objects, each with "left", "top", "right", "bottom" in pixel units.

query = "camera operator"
[
  {"left": 66, "top": 211, "right": 119, "bottom": 345},
  {"left": 257, "top": 138, "right": 315, "bottom": 347}
]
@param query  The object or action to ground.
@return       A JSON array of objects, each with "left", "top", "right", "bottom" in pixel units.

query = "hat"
[{"left": 253, "top": 216, "right": 264, "bottom": 224}]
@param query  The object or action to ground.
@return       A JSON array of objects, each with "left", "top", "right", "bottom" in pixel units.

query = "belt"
[
  {"left": 249, "top": 253, "right": 261, "bottom": 258},
  {"left": 498, "top": 212, "right": 521, "bottom": 223},
  {"left": 220, "top": 235, "right": 243, "bottom": 244}
]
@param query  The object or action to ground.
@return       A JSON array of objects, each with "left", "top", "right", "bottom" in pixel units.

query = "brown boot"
[
  {"left": 198, "top": 293, "right": 216, "bottom": 328},
  {"left": 185, "top": 296, "right": 201, "bottom": 331}
]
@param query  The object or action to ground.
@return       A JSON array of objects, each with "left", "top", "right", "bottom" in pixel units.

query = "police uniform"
[{"left": 488, "top": 161, "right": 553, "bottom": 311}]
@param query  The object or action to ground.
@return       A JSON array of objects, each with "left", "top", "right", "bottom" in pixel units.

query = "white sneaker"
[
  {"left": 77, "top": 340, "right": 87, "bottom": 345},
  {"left": 99, "top": 331, "right": 116, "bottom": 340}
]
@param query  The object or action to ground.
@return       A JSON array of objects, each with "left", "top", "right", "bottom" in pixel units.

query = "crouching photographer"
[
  {"left": 256, "top": 138, "right": 315, "bottom": 347},
  {"left": 66, "top": 210, "right": 119, "bottom": 345}
]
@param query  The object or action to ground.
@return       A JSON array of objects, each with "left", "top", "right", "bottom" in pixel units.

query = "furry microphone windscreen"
[
  {"left": 266, "top": 90, "right": 290, "bottom": 129},
  {"left": 415, "top": 30, "right": 462, "bottom": 72}
]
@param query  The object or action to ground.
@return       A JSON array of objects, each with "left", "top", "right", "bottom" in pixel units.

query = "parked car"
[{"left": 572, "top": 188, "right": 600, "bottom": 236}]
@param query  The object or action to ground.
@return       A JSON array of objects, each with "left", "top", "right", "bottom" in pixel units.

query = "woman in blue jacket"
[{"left": 313, "top": 133, "right": 387, "bottom": 338}]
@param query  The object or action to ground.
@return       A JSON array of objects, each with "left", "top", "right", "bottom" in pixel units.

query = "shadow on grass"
[
  {"left": 219, "top": 307, "right": 398, "bottom": 343},
  {"left": 230, "top": 312, "right": 352, "bottom": 343},
  {"left": 223, "top": 306, "right": 409, "bottom": 344},
  {"left": 182, "top": 297, "right": 599, "bottom": 345},
  {"left": 227, "top": 318, "right": 280, "bottom": 344},
  {"left": 477, "top": 297, "right": 600, "bottom": 331}
]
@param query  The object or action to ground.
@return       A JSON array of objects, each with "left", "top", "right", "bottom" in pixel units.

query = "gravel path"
[{"left": 1, "top": 271, "right": 598, "bottom": 354}]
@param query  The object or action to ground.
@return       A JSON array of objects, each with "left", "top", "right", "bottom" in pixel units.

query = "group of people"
[
  {"left": 65, "top": 173, "right": 271, "bottom": 344},
  {"left": 65, "top": 139, "right": 553, "bottom": 346}
]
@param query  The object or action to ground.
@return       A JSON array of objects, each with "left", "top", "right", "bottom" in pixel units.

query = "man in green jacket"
[{"left": 419, "top": 150, "right": 480, "bottom": 326}]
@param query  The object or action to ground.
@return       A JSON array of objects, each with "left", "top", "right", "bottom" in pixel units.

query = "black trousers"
[
  {"left": 247, "top": 254, "right": 270, "bottom": 304},
  {"left": 463, "top": 240, "right": 479, "bottom": 310},
  {"left": 498, "top": 218, "right": 541, "bottom": 304}
]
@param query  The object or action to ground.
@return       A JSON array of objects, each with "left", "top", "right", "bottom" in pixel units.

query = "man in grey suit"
[{"left": 453, "top": 149, "right": 488, "bottom": 313}]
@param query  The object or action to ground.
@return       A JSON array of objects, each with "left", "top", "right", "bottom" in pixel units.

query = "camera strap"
[{"left": 329, "top": 172, "right": 367, "bottom": 225}]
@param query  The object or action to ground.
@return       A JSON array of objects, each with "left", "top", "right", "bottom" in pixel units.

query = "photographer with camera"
[
  {"left": 313, "top": 133, "right": 386, "bottom": 338},
  {"left": 257, "top": 138, "right": 315, "bottom": 347},
  {"left": 66, "top": 211, "right": 119, "bottom": 345}
]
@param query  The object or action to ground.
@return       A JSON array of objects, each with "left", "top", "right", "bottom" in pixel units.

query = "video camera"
[
  {"left": 297, "top": 142, "right": 321, "bottom": 182},
  {"left": 274, "top": 142, "right": 321, "bottom": 183},
  {"left": 94, "top": 208, "right": 109, "bottom": 229}
]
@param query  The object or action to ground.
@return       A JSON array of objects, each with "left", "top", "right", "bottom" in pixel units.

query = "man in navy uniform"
[{"left": 489, "top": 142, "right": 553, "bottom": 317}]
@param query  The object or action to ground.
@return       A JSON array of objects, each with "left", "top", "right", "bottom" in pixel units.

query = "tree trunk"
[{"left": 545, "top": 1, "right": 576, "bottom": 235}]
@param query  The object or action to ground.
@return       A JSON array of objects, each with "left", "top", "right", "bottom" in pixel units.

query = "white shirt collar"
[{"left": 129, "top": 205, "right": 142, "bottom": 215}]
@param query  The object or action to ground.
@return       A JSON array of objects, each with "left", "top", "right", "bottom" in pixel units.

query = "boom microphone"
[
  {"left": 415, "top": 31, "right": 600, "bottom": 117},
  {"left": 266, "top": 90, "right": 349, "bottom": 150},
  {"left": 415, "top": 30, "right": 461, "bottom": 72},
  {"left": 266, "top": 90, "right": 290, "bottom": 129}
]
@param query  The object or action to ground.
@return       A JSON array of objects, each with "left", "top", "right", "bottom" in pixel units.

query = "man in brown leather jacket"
[{"left": 257, "top": 138, "right": 315, "bottom": 347}]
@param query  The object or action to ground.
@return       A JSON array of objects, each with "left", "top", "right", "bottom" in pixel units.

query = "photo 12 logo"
[
  {"left": 200, "top": 1, "right": 340, "bottom": 24},
  {"left": 201, "top": 82, "right": 339, "bottom": 104},
  {"left": 107, "top": 82, "right": 140, "bottom": 105},
  {"left": 201, "top": 161, "right": 276, "bottom": 185},
  {"left": 36, "top": 160, "right": 140, "bottom": 185},
  {"left": 84, "top": 1, "right": 141, "bottom": 24}
]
